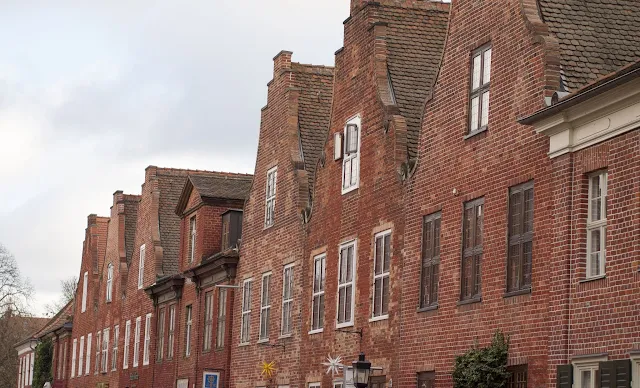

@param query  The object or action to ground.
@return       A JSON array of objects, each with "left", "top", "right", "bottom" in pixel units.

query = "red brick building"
[{"left": 229, "top": 51, "right": 334, "bottom": 388}]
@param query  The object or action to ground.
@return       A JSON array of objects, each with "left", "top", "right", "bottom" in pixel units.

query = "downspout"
[{"left": 566, "top": 152, "right": 576, "bottom": 364}]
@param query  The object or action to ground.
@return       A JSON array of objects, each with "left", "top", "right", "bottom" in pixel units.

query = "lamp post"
[{"left": 351, "top": 353, "right": 371, "bottom": 388}]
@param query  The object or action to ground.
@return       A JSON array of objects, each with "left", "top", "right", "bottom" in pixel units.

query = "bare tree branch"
[
  {"left": 43, "top": 276, "right": 77, "bottom": 317},
  {"left": 0, "top": 244, "right": 33, "bottom": 316}
]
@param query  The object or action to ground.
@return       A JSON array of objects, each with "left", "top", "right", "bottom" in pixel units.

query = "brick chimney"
[{"left": 273, "top": 50, "right": 293, "bottom": 77}]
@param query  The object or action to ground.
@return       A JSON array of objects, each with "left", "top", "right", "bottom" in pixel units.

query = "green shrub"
[
  {"left": 452, "top": 330, "right": 510, "bottom": 388},
  {"left": 32, "top": 338, "right": 53, "bottom": 388}
]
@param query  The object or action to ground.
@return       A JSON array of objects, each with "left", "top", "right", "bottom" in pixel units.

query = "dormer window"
[
  {"left": 264, "top": 167, "right": 277, "bottom": 228},
  {"left": 469, "top": 45, "right": 492, "bottom": 135},
  {"left": 221, "top": 210, "right": 243, "bottom": 251},
  {"left": 342, "top": 116, "right": 361, "bottom": 194}
]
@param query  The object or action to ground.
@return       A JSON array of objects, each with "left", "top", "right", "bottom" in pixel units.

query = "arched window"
[{"left": 106, "top": 264, "right": 114, "bottom": 302}]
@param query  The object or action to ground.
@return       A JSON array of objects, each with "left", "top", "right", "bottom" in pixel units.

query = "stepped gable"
[
  {"left": 539, "top": 0, "right": 640, "bottom": 91},
  {"left": 123, "top": 194, "right": 140, "bottom": 266},
  {"left": 375, "top": 3, "right": 449, "bottom": 159},
  {"left": 291, "top": 62, "right": 334, "bottom": 193}
]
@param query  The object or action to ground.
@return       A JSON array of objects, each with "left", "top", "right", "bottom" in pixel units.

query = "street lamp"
[{"left": 352, "top": 353, "right": 371, "bottom": 388}]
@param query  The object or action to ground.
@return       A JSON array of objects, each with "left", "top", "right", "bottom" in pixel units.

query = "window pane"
[
  {"left": 318, "top": 294, "right": 324, "bottom": 328},
  {"left": 346, "top": 247, "right": 353, "bottom": 282},
  {"left": 338, "top": 288, "right": 345, "bottom": 323},
  {"left": 433, "top": 219, "right": 440, "bottom": 258},
  {"left": 510, "top": 191, "right": 522, "bottom": 236},
  {"left": 523, "top": 241, "right": 532, "bottom": 287},
  {"left": 508, "top": 244, "right": 520, "bottom": 292},
  {"left": 423, "top": 220, "right": 433, "bottom": 260},
  {"left": 431, "top": 263, "right": 439, "bottom": 304},
  {"left": 481, "top": 91, "right": 490, "bottom": 127},
  {"left": 464, "top": 207, "right": 474, "bottom": 249},
  {"left": 472, "top": 54, "right": 481, "bottom": 89},
  {"left": 470, "top": 96, "right": 479, "bottom": 131},
  {"left": 581, "top": 370, "right": 591, "bottom": 388},
  {"left": 475, "top": 204, "right": 484, "bottom": 247},
  {"left": 345, "top": 285, "right": 352, "bottom": 322},
  {"left": 422, "top": 265, "right": 431, "bottom": 307},
  {"left": 375, "top": 237, "right": 383, "bottom": 275},
  {"left": 474, "top": 254, "right": 482, "bottom": 296},
  {"left": 384, "top": 235, "right": 391, "bottom": 272},
  {"left": 382, "top": 276, "right": 389, "bottom": 314},
  {"left": 483, "top": 49, "right": 492, "bottom": 84},
  {"left": 373, "top": 279, "right": 381, "bottom": 317},
  {"left": 524, "top": 188, "right": 534, "bottom": 233},
  {"left": 590, "top": 175, "right": 602, "bottom": 221}
]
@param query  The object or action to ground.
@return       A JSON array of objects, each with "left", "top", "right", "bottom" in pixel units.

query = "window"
[
  {"left": 507, "top": 182, "right": 534, "bottom": 293},
  {"left": 106, "top": 263, "right": 114, "bottom": 302},
  {"left": 372, "top": 231, "right": 391, "bottom": 319},
  {"left": 62, "top": 342, "right": 67, "bottom": 379},
  {"left": 143, "top": 313, "right": 151, "bottom": 365},
  {"left": 101, "top": 328, "right": 109, "bottom": 373},
  {"left": 185, "top": 305, "right": 192, "bottom": 356},
  {"left": 133, "top": 317, "right": 141, "bottom": 367},
  {"left": 309, "top": 384, "right": 321, "bottom": 388},
  {"left": 240, "top": 279, "right": 252, "bottom": 344},
  {"left": 506, "top": 365, "right": 527, "bottom": 388},
  {"left": 188, "top": 216, "right": 196, "bottom": 263},
  {"left": 138, "top": 245, "right": 145, "bottom": 289},
  {"left": 259, "top": 273, "right": 271, "bottom": 341},
  {"left": 281, "top": 265, "right": 294, "bottom": 336},
  {"left": 158, "top": 308, "right": 166, "bottom": 358},
  {"left": 216, "top": 290, "right": 227, "bottom": 348},
  {"left": 81, "top": 271, "right": 88, "bottom": 313},
  {"left": 311, "top": 254, "right": 326, "bottom": 332},
  {"left": 95, "top": 331, "right": 101, "bottom": 374},
  {"left": 168, "top": 305, "right": 176, "bottom": 358},
  {"left": 587, "top": 171, "right": 607, "bottom": 278},
  {"left": 123, "top": 320, "right": 131, "bottom": 369},
  {"left": 265, "top": 167, "right": 278, "bottom": 228},
  {"left": 112, "top": 325, "right": 119, "bottom": 371},
  {"left": 342, "top": 116, "right": 361, "bottom": 193},
  {"left": 337, "top": 241, "right": 356, "bottom": 327},
  {"left": 421, "top": 213, "right": 441, "bottom": 309},
  {"left": 469, "top": 45, "right": 492, "bottom": 134},
  {"left": 71, "top": 339, "right": 77, "bottom": 378},
  {"left": 85, "top": 333, "right": 92, "bottom": 375},
  {"left": 369, "top": 376, "right": 386, "bottom": 388},
  {"left": 57, "top": 341, "right": 63, "bottom": 378},
  {"left": 632, "top": 354, "right": 640, "bottom": 388},
  {"left": 334, "top": 383, "right": 344, "bottom": 388},
  {"left": 570, "top": 355, "right": 608, "bottom": 388},
  {"left": 203, "top": 292, "right": 214, "bottom": 351},
  {"left": 461, "top": 198, "right": 484, "bottom": 301},
  {"left": 78, "top": 336, "right": 84, "bottom": 377},
  {"left": 417, "top": 371, "right": 435, "bottom": 388}
]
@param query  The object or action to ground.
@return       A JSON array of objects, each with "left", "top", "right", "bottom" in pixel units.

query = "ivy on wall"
[{"left": 452, "top": 330, "right": 510, "bottom": 388}]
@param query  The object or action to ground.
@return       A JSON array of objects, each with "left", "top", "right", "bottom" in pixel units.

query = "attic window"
[
  {"left": 468, "top": 45, "right": 492, "bottom": 136},
  {"left": 342, "top": 116, "right": 361, "bottom": 194}
]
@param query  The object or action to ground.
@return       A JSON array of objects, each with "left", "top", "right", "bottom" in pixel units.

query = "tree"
[
  {"left": 32, "top": 338, "right": 53, "bottom": 388},
  {"left": 43, "top": 276, "right": 77, "bottom": 317},
  {"left": 0, "top": 244, "right": 33, "bottom": 316},
  {"left": 452, "top": 330, "right": 510, "bottom": 388}
]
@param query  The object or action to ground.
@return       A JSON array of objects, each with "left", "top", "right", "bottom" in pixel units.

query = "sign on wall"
[{"left": 203, "top": 372, "right": 220, "bottom": 388}]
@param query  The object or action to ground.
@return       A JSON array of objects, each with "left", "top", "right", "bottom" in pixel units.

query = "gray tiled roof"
[
  {"left": 189, "top": 173, "right": 253, "bottom": 202},
  {"left": 539, "top": 0, "right": 640, "bottom": 91}
]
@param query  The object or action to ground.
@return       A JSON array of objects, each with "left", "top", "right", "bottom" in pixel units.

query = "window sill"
[
  {"left": 369, "top": 315, "right": 389, "bottom": 323},
  {"left": 257, "top": 339, "right": 270, "bottom": 344},
  {"left": 457, "top": 296, "right": 482, "bottom": 306},
  {"left": 341, "top": 185, "right": 359, "bottom": 196},
  {"left": 417, "top": 304, "right": 439, "bottom": 313},
  {"left": 504, "top": 288, "right": 531, "bottom": 298},
  {"left": 464, "top": 126, "right": 488, "bottom": 140},
  {"left": 308, "top": 328, "right": 324, "bottom": 335},
  {"left": 580, "top": 275, "right": 606, "bottom": 284},
  {"left": 238, "top": 342, "right": 250, "bottom": 347},
  {"left": 279, "top": 334, "right": 293, "bottom": 340},
  {"left": 336, "top": 322, "right": 354, "bottom": 329},
  {"left": 263, "top": 224, "right": 274, "bottom": 231}
]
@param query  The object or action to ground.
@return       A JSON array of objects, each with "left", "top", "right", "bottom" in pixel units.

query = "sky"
[{"left": 0, "top": 0, "right": 349, "bottom": 317}]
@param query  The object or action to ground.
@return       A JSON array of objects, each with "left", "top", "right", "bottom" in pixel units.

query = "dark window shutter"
[
  {"left": 599, "top": 360, "right": 631, "bottom": 388},
  {"left": 556, "top": 364, "right": 573, "bottom": 388}
]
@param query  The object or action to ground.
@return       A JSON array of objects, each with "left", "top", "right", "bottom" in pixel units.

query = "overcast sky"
[{"left": 0, "top": 0, "right": 348, "bottom": 316}]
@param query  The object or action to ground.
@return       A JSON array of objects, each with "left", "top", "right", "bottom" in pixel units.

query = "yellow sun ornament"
[{"left": 260, "top": 360, "right": 277, "bottom": 378}]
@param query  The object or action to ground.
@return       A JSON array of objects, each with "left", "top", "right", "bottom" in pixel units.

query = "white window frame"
[
  {"left": 310, "top": 254, "right": 326, "bottom": 334},
  {"left": 112, "top": 325, "right": 119, "bottom": 371},
  {"left": 71, "top": 338, "right": 77, "bottom": 378},
  {"left": 81, "top": 271, "right": 88, "bottom": 313},
  {"left": 632, "top": 353, "right": 640, "bottom": 388},
  {"left": 138, "top": 245, "right": 146, "bottom": 289},
  {"left": 85, "top": 333, "right": 92, "bottom": 375},
  {"left": 133, "top": 317, "right": 141, "bottom": 367},
  {"left": 123, "top": 320, "right": 131, "bottom": 369},
  {"left": 308, "top": 383, "right": 321, "bottom": 388},
  {"left": 371, "top": 230, "right": 391, "bottom": 321},
  {"left": 106, "top": 263, "right": 113, "bottom": 302},
  {"left": 78, "top": 336, "right": 84, "bottom": 377},
  {"left": 185, "top": 305, "right": 192, "bottom": 356},
  {"left": 240, "top": 278, "right": 253, "bottom": 344},
  {"left": 281, "top": 264, "right": 294, "bottom": 337},
  {"left": 469, "top": 45, "right": 492, "bottom": 134},
  {"left": 586, "top": 170, "right": 607, "bottom": 279},
  {"left": 573, "top": 355, "right": 608, "bottom": 388},
  {"left": 189, "top": 216, "right": 197, "bottom": 263},
  {"left": 259, "top": 272, "right": 271, "bottom": 342},
  {"left": 168, "top": 305, "right": 176, "bottom": 358},
  {"left": 337, "top": 240, "right": 357, "bottom": 328},
  {"left": 94, "top": 331, "right": 101, "bottom": 374},
  {"left": 143, "top": 313, "right": 151, "bottom": 365},
  {"left": 342, "top": 116, "right": 361, "bottom": 194},
  {"left": 264, "top": 166, "right": 278, "bottom": 228},
  {"left": 101, "top": 328, "right": 109, "bottom": 373}
]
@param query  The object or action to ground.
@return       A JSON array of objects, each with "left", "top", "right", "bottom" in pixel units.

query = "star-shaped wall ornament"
[
  {"left": 260, "top": 360, "right": 277, "bottom": 378},
  {"left": 322, "top": 354, "right": 344, "bottom": 376}
]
